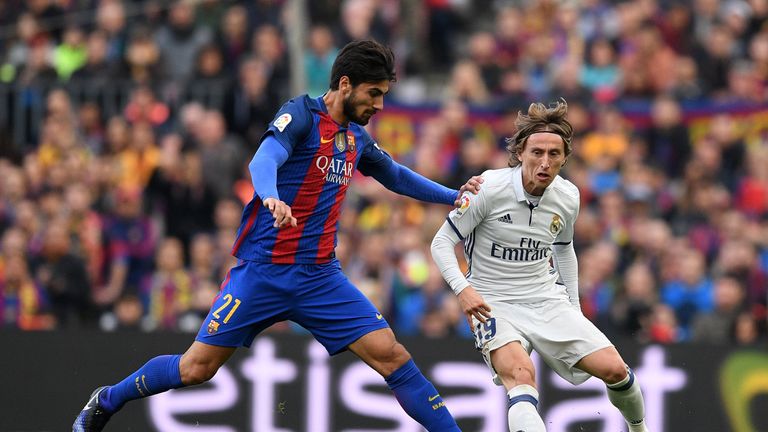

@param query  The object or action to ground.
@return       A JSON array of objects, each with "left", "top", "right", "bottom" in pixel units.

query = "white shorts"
[{"left": 472, "top": 297, "right": 612, "bottom": 385}]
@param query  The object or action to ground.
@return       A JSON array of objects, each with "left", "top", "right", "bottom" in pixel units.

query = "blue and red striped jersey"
[{"left": 231, "top": 95, "right": 395, "bottom": 264}]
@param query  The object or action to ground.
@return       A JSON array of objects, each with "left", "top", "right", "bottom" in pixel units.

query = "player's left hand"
[
  {"left": 264, "top": 197, "right": 298, "bottom": 228},
  {"left": 457, "top": 285, "right": 492, "bottom": 329},
  {"left": 455, "top": 175, "right": 483, "bottom": 206}
]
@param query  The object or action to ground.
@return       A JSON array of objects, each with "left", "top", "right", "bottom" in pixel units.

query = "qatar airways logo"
[{"left": 315, "top": 156, "right": 353, "bottom": 186}]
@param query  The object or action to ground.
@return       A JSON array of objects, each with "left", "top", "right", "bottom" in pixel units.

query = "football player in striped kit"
[
  {"left": 431, "top": 100, "right": 648, "bottom": 432},
  {"left": 74, "top": 40, "right": 481, "bottom": 432}
]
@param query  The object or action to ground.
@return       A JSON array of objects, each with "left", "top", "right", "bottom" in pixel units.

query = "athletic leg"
[
  {"left": 349, "top": 328, "right": 460, "bottom": 432},
  {"left": 290, "top": 262, "right": 459, "bottom": 431},
  {"left": 73, "top": 342, "right": 234, "bottom": 432},
  {"left": 74, "top": 259, "right": 283, "bottom": 432},
  {"left": 490, "top": 342, "right": 546, "bottom": 432},
  {"left": 577, "top": 346, "right": 648, "bottom": 432}
]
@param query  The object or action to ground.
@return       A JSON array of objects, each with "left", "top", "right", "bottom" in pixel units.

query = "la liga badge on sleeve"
[{"left": 273, "top": 113, "right": 292, "bottom": 132}]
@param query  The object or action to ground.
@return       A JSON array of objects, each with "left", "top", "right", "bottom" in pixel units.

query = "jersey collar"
[{"left": 512, "top": 166, "right": 528, "bottom": 202}]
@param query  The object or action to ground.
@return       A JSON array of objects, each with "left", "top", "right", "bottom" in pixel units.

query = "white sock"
[
  {"left": 606, "top": 369, "right": 648, "bottom": 432},
  {"left": 507, "top": 384, "right": 546, "bottom": 432}
]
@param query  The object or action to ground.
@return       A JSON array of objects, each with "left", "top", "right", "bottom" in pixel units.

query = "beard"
[{"left": 342, "top": 93, "right": 371, "bottom": 125}]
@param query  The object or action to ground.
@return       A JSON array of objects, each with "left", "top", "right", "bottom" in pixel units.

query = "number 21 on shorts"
[
  {"left": 473, "top": 317, "right": 496, "bottom": 350},
  {"left": 212, "top": 294, "right": 242, "bottom": 324}
]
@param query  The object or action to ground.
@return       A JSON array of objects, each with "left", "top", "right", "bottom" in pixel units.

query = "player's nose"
[{"left": 373, "top": 95, "right": 384, "bottom": 111}]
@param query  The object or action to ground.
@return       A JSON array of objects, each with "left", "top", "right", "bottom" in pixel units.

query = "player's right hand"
[
  {"left": 264, "top": 197, "right": 297, "bottom": 228},
  {"left": 457, "top": 285, "right": 492, "bottom": 329}
]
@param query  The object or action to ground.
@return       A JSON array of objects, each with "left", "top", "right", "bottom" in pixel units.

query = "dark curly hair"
[{"left": 329, "top": 39, "right": 396, "bottom": 90}]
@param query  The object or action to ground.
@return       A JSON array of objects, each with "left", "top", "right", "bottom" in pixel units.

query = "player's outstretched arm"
[{"left": 362, "top": 156, "right": 482, "bottom": 205}]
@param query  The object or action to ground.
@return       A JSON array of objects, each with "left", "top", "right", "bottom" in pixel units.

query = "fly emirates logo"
[{"left": 315, "top": 155, "right": 353, "bottom": 186}]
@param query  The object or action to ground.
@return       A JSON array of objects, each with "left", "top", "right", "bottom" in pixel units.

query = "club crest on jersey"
[
  {"left": 550, "top": 214, "right": 563, "bottom": 235},
  {"left": 273, "top": 113, "right": 292, "bottom": 132},
  {"left": 207, "top": 319, "right": 220, "bottom": 334},
  {"left": 347, "top": 134, "right": 356, "bottom": 152},
  {"left": 335, "top": 132, "right": 346, "bottom": 152}
]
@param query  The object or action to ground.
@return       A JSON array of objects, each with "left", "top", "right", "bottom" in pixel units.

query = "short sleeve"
[{"left": 263, "top": 98, "right": 313, "bottom": 155}]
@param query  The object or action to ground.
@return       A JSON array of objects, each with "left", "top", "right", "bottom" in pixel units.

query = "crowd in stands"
[{"left": 0, "top": 0, "right": 766, "bottom": 347}]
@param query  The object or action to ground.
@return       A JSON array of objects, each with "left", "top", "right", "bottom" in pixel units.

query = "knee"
[
  {"left": 179, "top": 354, "right": 220, "bottom": 385},
  {"left": 374, "top": 342, "right": 411, "bottom": 377},
  {"left": 498, "top": 365, "right": 536, "bottom": 387},
  {"left": 602, "top": 363, "right": 630, "bottom": 385}
]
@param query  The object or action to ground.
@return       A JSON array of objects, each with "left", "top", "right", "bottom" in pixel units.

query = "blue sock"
[
  {"left": 385, "top": 359, "right": 460, "bottom": 432},
  {"left": 99, "top": 354, "right": 184, "bottom": 413}
]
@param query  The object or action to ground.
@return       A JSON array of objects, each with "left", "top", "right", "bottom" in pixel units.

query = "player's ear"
[{"left": 339, "top": 76, "right": 351, "bottom": 94}]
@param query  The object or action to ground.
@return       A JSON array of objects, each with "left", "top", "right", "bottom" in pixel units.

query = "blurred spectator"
[
  {"left": 100, "top": 293, "right": 144, "bottom": 331},
  {"left": 77, "top": 101, "right": 106, "bottom": 155},
  {"left": 123, "top": 29, "right": 162, "bottom": 86},
  {"left": 123, "top": 86, "right": 170, "bottom": 129},
  {"left": 548, "top": 59, "right": 591, "bottom": 106},
  {"left": 223, "top": 56, "right": 281, "bottom": 150},
  {"left": 64, "top": 182, "right": 103, "bottom": 290},
  {"left": 15, "top": 40, "right": 57, "bottom": 87},
  {"left": 425, "top": 0, "right": 460, "bottom": 68},
  {"left": 304, "top": 25, "right": 338, "bottom": 97},
  {"left": 215, "top": 4, "right": 249, "bottom": 70},
  {"left": 95, "top": 0, "right": 128, "bottom": 64},
  {"left": 467, "top": 31, "right": 503, "bottom": 93},
  {"left": 670, "top": 56, "right": 705, "bottom": 100},
  {"left": 113, "top": 121, "right": 160, "bottom": 190},
  {"left": 4, "top": 13, "right": 49, "bottom": 78},
  {"left": 146, "top": 135, "right": 216, "bottom": 248},
  {"left": 95, "top": 187, "right": 156, "bottom": 308},
  {"left": 446, "top": 135, "right": 495, "bottom": 190},
  {"left": 660, "top": 248, "right": 714, "bottom": 338},
  {"left": 580, "top": 104, "right": 629, "bottom": 167},
  {"left": 142, "top": 237, "right": 193, "bottom": 331},
  {"left": 690, "top": 275, "right": 745, "bottom": 344},
  {"left": 581, "top": 38, "right": 621, "bottom": 102},
  {"left": 445, "top": 59, "right": 491, "bottom": 105},
  {"left": 187, "top": 43, "right": 230, "bottom": 107},
  {"left": 609, "top": 261, "right": 657, "bottom": 341},
  {"left": 0, "top": 253, "right": 55, "bottom": 329},
  {"left": 195, "top": 110, "right": 247, "bottom": 200},
  {"left": 648, "top": 303, "right": 680, "bottom": 343},
  {"left": 30, "top": 217, "right": 92, "bottom": 327},
  {"left": 693, "top": 24, "right": 735, "bottom": 94},
  {"left": 154, "top": 0, "right": 212, "bottom": 87},
  {"left": 53, "top": 25, "right": 87, "bottom": 81},
  {"left": 250, "top": 24, "right": 289, "bottom": 100},
  {"left": 644, "top": 95, "right": 691, "bottom": 180},
  {"left": 733, "top": 311, "right": 763, "bottom": 345},
  {"left": 708, "top": 114, "right": 746, "bottom": 190}
]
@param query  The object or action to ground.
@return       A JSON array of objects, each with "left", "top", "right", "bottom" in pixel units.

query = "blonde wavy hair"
[{"left": 505, "top": 99, "right": 573, "bottom": 167}]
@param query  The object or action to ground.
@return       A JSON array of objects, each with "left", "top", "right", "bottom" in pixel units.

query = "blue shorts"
[{"left": 195, "top": 259, "right": 389, "bottom": 355}]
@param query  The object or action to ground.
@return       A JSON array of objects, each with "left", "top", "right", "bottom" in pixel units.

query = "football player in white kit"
[{"left": 431, "top": 101, "right": 648, "bottom": 432}]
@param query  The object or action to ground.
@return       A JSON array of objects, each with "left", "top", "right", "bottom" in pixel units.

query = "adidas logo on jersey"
[{"left": 497, "top": 214, "right": 513, "bottom": 224}]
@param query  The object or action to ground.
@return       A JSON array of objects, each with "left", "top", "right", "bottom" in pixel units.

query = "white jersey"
[{"left": 436, "top": 166, "right": 579, "bottom": 303}]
